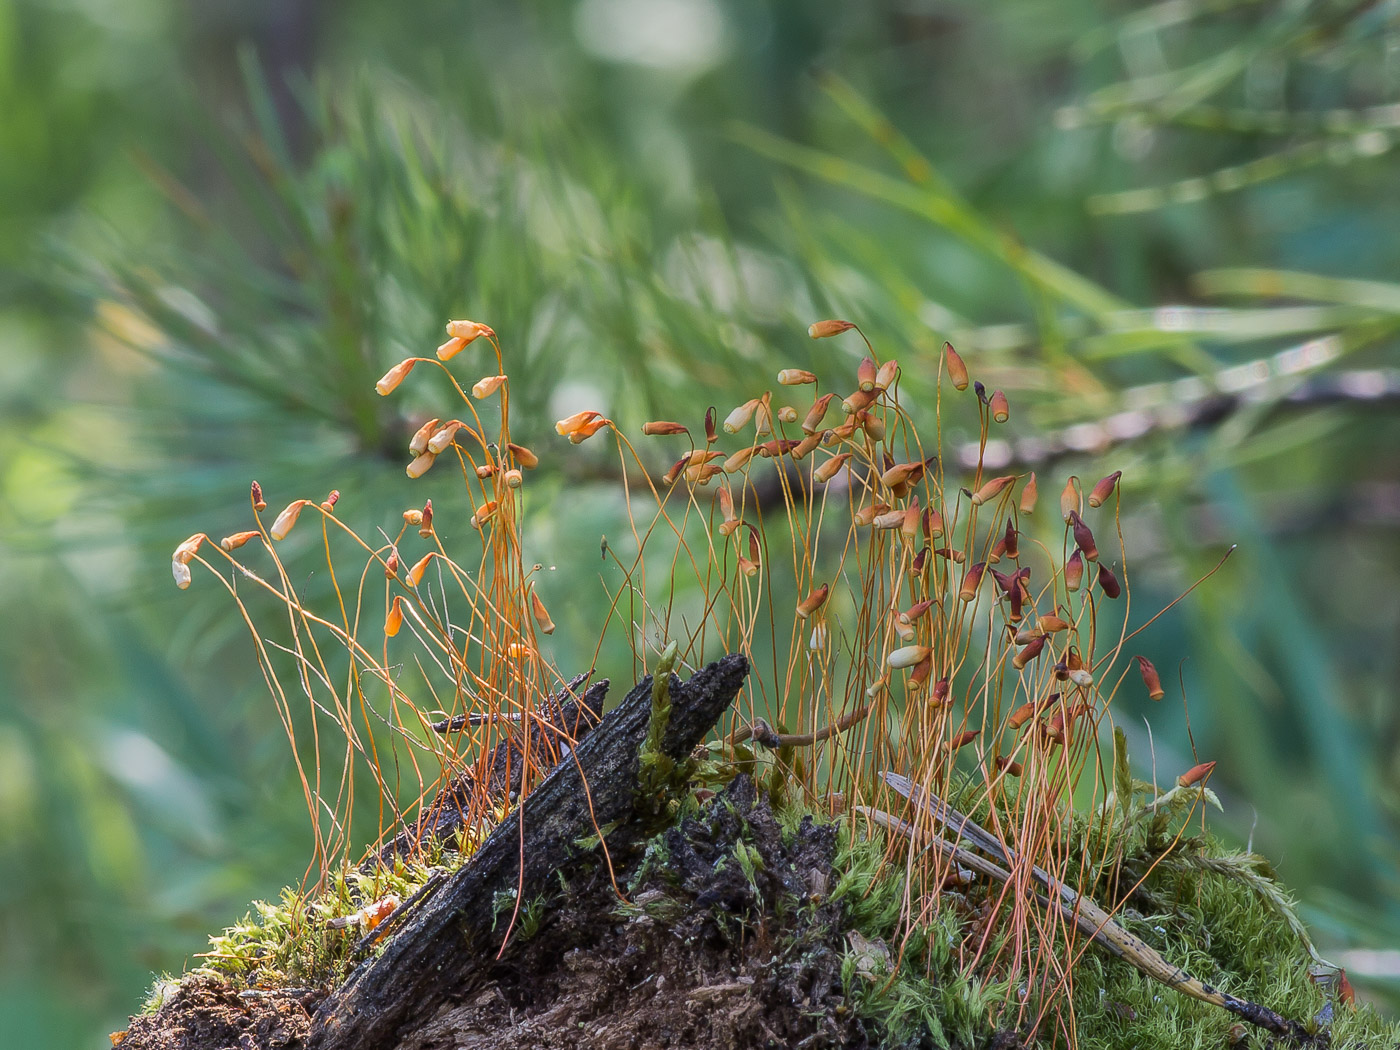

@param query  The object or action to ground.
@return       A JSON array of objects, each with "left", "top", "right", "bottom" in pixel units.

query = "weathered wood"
[{"left": 309, "top": 653, "right": 749, "bottom": 1050}]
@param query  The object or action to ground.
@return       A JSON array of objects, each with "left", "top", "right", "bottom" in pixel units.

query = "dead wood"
[{"left": 308, "top": 653, "right": 749, "bottom": 1050}]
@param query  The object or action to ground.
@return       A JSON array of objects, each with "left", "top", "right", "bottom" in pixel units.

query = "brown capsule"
[
  {"left": 1043, "top": 710, "right": 1067, "bottom": 746},
  {"left": 1060, "top": 476, "right": 1081, "bottom": 523},
  {"left": 841, "top": 388, "right": 878, "bottom": 415},
  {"left": 320, "top": 489, "right": 340, "bottom": 513},
  {"left": 944, "top": 342, "right": 969, "bottom": 391},
  {"left": 881, "top": 462, "right": 923, "bottom": 490},
  {"left": 791, "top": 432, "right": 823, "bottom": 460},
  {"left": 1013, "top": 635, "right": 1047, "bottom": 670},
  {"left": 530, "top": 587, "right": 556, "bottom": 635},
  {"left": 1088, "top": 470, "right": 1122, "bottom": 508},
  {"left": 777, "top": 405, "right": 799, "bottom": 424},
  {"left": 642, "top": 420, "right": 689, "bottom": 436},
  {"left": 990, "top": 568, "right": 1017, "bottom": 599},
  {"left": 904, "top": 598, "right": 936, "bottom": 624},
  {"left": 1338, "top": 970, "right": 1356, "bottom": 1008},
  {"left": 419, "top": 499, "right": 433, "bottom": 537},
  {"left": 932, "top": 677, "right": 951, "bottom": 705},
  {"left": 857, "top": 356, "right": 877, "bottom": 392},
  {"left": 970, "top": 475, "right": 1016, "bottom": 507},
  {"left": 858, "top": 409, "right": 886, "bottom": 443},
  {"left": 471, "top": 500, "right": 500, "bottom": 529},
  {"left": 384, "top": 547, "right": 400, "bottom": 578},
  {"left": 945, "top": 729, "right": 979, "bottom": 754},
  {"left": 172, "top": 534, "right": 205, "bottom": 565},
  {"left": 384, "top": 596, "right": 404, "bottom": 637},
  {"left": 808, "top": 319, "right": 856, "bottom": 339},
  {"left": 723, "top": 447, "right": 757, "bottom": 474},
  {"left": 909, "top": 655, "right": 934, "bottom": 688},
  {"left": 823, "top": 420, "right": 859, "bottom": 445},
  {"left": 778, "top": 368, "right": 818, "bottom": 386},
  {"left": 995, "top": 756, "right": 1024, "bottom": 777},
  {"left": 989, "top": 389, "right": 1010, "bottom": 423},
  {"left": 704, "top": 406, "right": 718, "bottom": 444},
  {"left": 802, "top": 393, "right": 836, "bottom": 434},
  {"left": 1070, "top": 511, "right": 1099, "bottom": 562},
  {"left": 1038, "top": 613, "right": 1069, "bottom": 633},
  {"left": 911, "top": 546, "right": 930, "bottom": 575},
  {"left": 813, "top": 452, "right": 852, "bottom": 483},
  {"left": 1002, "top": 518, "right": 1019, "bottom": 559},
  {"left": 375, "top": 358, "right": 416, "bottom": 396},
  {"left": 409, "top": 417, "right": 442, "bottom": 456},
  {"left": 1097, "top": 563, "right": 1121, "bottom": 599},
  {"left": 959, "top": 562, "right": 987, "bottom": 602},
  {"left": 796, "top": 583, "right": 830, "bottom": 619},
  {"left": 1177, "top": 760, "right": 1215, "bottom": 788},
  {"left": 922, "top": 507, "right": 944, "bottom": 541},
  {"left": 402, "top": 509, "right": 423, "bottom": 526},
  {"left": 901, "top": 500, "right": 921, "bottom": 545},
  {"left": 1064, "top": 550, "right": 1085, "bottom": 591},
  {"left": 934, "top": 547, "right": 966, "bottom": 563},
  {"left": 1135, "top": 656, "right": 1165, "bottom": 700},
  {"left": 746, "top": 528, "right": 762, "bottom": 567},
  {"left": 475, "top": 464, "right": 498, "bottom": 480},
  {"left": 1020, "top": 472, "right": 1038, "bottom": 515},
  {"left": 251, "top": 480, "right": 266, "bottom": 512}
]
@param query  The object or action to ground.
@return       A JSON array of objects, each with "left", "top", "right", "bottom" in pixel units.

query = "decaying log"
[{"left": 309, "top": 653, "right": 750, "bottom": 1050}]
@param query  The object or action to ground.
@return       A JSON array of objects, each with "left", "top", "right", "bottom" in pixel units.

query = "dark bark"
[{"left": 308, "top": 653, "right": 749, "bottom": 1050}]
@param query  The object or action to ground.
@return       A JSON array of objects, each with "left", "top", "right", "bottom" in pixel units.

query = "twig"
[
  {"left": 731, "top": 705, "right": 871, "bottom": 749},
  {"left": 880, "top": 772, "right": 1313, "bottom": 1043}
]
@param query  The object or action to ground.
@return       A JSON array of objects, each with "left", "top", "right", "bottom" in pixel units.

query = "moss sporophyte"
[{"left": 156, "top": 316, "right": 1395, "bottom": 1048}]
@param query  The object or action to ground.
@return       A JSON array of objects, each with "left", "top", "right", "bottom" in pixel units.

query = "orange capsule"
[
  {"left": 796, "top": 583, "right": 830, "bottom": 619},
  {"left": 1007, "top": 702, "right": 1037, "bottom": 730},
  {"left": 173, "top": 534, "right": 205, "bottom": 565},
  {"left": 402, "top": 509, "right": 424, "bottom": 526},
  {"left": 406, "top": 552, "right": 435, "bottom": 587},
  {"left": 445, "top": 318, "right": 494, "bottom": 344},
  {"left": 385, "top": 595, "right": 404, "bottom": 637},
  {"left": 723, "top": 447, "right": 757, "bottom": 474},
  {"left": 1177, "top": 760, "right": 1216, "bottom": 788},
  {"left": 944, "top": 342, "right": 969, "bottom": 391},
  {"left": 409, "top": 417, "right": 442, "bottom": 456},
  {"left": 1064, "top": 550, "right": 1085, "bottom": 591},
  {"left": 508, "top": 442, "right": 539, "bottom": 469},
  {"left": 903, "top": 598, "right": 935, "bottom": 623},
  {"left": 475, "top": 464, "right": 498, "bottom": 480},
  {"left": 506, "top": 466, "right": 526, "bottom": 485},
  {"left": 1038, "top": 614, "right": 1070, "bottom": 633},
  {"left": 555, "top": 409, "right": 603, "bottom": 437},
  {"left": 959, "top": 561, "right": 987, "bottom": 602},
  {"left": 778, "top": 368, "right": 818, "bottom": 386},
  {"left": 1135, "top": 655, "right": 1165, "bottom": 701},
  {"left": 857, "top": 356, "right": 877, "bottom": 392},
  {"left": 858, "top": 409, "right": 886, "bottom": 443},
  {"left": 922, "top": 507, "right": 944, "bottom": 541},
  {"left": 1070, "top": 511, "right": 1099, "bottom": 562},
  {"left": 471, "top": 374, "right": 507, "bottom": 399},
  {"left": 570, "top": 416, "right": 611, "bottom": 444},
  {"left": 361, "top": 894, "right": 401, "bottom": 931},
  {"left": 971, "top": 475, "right": 1016, "bottom": 507},
  {"left": 989, "top": 389, "right": 1010, "bottom": 423},
  {"left": 250, "top": 480, "right": 266, "bottom": 511},
  {"left": 853, "top": 502, "right": 889, "bottom": 527},
  {"left": 881, "top": 462, "right": 923, "bottom": 490},
  {"left": 530, "top": 587, "right": 555, "bottom": 635},
  {"left": 909, "top": 655, "right": 934, "bottom": 688},
  {"left": 1338, "top": 970, "right": 1356, "bottom": 1008},
  {"left": 901, "top": 501, "right": 921, "bottom": 545},
  {"left": 808, "top": 319, "right": 856, "bottom": 339},
  {"left": 471, "top": 500, "right": 500, "bottom": 529},
  {"left": 777, "top": 405, "right": 799, "bottom": 424},
  {"left": 791, "top": 432, "right": 823, "bottom": 460},
  {"left": 995, "top": 756, "right": 1023, "bottom": 777},
  {"left": 406, "top": 452, "right": 437, "bottom": 478},
  {"left": 419, "top": 499, "right": 434, "bottom": 537},
  {"left": 822, "top": 420, "right": 859, "bottom": 445},
  {"left": 1060, "top": 476, "right": 1081, "bottom": 523},
  {"left": 1020, "top": 472, "right": 1038, "bottom": 515},
  {"left": 436, "top": 336, "right": 467, "bottom": 360},
  {"left": 220, "top": 530, "right": 259, "bottom": 552},
  {"left": 1097, "top": 563, "right": 1121, "bottom": 599},
  {"left": 1013, "top": 635, "right": 1047, "bottom": 670},
  {"left": 375, "top": 358, "right": 416, "bottom": 396},
  {"left": 802, "top": 393, "right": 836, "bottom": 434},
  {"left": 1088, "top": 470, "right": 1122, "bottom": 508},
  {"left": 384, "top": 547, "right": 400, "bottom": 579},
  {"left": 269, "top": 500, "right": 309, "bottom": 541}
]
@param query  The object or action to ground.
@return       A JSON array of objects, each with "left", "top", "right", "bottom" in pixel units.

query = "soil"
[{"left": 117, "top": 776, "right": 892, "bottom": 1050}]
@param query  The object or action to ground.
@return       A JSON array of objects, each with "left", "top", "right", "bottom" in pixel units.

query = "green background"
[{"left": 2, "top": 0, "right": 1399, "bottom": 1044}]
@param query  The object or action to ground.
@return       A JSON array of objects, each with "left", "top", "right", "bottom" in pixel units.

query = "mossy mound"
[{"left": 117, "top": 776, "right": 1398, "bottom": 1049}]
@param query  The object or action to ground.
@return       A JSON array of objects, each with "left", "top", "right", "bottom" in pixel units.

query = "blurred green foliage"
[{"left": 4, "top": 0, "right": 1400, "bottom": 1044}]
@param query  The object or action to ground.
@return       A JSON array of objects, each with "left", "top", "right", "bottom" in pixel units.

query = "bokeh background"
[{"left": 3, "top": 0, "right": 1400, "bottom": 1045}]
